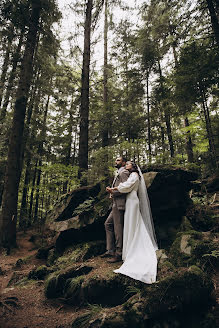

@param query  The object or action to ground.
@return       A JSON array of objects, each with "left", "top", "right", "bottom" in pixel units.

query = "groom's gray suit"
[{"left": 105, "top": 167, "right": 130, "bottom": 257}]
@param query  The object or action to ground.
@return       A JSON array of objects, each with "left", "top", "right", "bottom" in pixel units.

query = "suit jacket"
[{"left": 112, "top": 167, "right": 130, "bottom": 210}]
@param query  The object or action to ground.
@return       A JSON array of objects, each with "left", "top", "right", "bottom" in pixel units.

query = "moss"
[
  {"left": 44, "top": 264, "right": 93, "bottom": 299},
  {"left": 157, "top": 260, "right": 176, "bottom": 280},
  {"left": 14, "top": 277, "right": 38, "bottom": 288},
  {"left": 188, "top": 265, "right": 203, "bottom": 276},
  {"left": 63, "top": 275, "right": 85, "bottom": 303},
  {"left": 180, "top": 216, "right": 193, "bottom": 231},
  {"left": 28, "top": 265, "right": 52, "bottom": 280},
  {"left": 140, "top": 268, "right": 214, "bottom": 317},
  {"left": 169, "top": 231, "right": 204, "bottom": 266},
  {"left": 55, "top": 241, "right": 105, "bottom": 267},
  {"left": 44, "top": 272, "right": 62, "bottom": 298},
  {"left": 186, "top": 204, "right": 217, "bottom": 231}
]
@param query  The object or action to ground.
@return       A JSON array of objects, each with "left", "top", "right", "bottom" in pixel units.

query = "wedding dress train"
[{"left": 114, "top": 172, "right": 157, "bottom": 284}]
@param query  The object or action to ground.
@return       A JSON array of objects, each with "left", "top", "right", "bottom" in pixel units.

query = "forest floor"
[
  {"left": 0, "top": 229, "right": 121, "bottom": 328},
  {"left": 0, "top": 230, "right": 82, "bottom": 328},
  {"left": 0, "top": 193, "right": 218, "bottom": 328}
]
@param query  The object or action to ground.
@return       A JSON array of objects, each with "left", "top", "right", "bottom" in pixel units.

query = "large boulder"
[
  {"left": 71, "top": 267, "right": 215, "bottom": 328},
  {"left": 48, "top": 167, "right": 198, "bottom": 251},
  {"left": 47, "top": 181, "right": 111, "bottom": 251},
  {"left": 142, "top": 167, "right": 198, "bottom": 246}
]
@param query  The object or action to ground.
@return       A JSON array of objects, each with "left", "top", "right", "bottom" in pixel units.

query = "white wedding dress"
[{"left": 114, "top": 172, "right": 158, "bottom": 284}]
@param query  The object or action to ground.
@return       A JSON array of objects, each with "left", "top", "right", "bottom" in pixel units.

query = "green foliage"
[{"left": 72, "top": 197, "right": 95, "bottom": 216}]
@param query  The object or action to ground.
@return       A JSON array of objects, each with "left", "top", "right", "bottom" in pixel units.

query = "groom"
[{"left": 101, "top": 156, "right": 130, "bottom": 263}]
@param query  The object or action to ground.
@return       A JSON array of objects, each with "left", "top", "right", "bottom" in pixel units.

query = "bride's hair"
[{"left": 130, "top": 162, "right": 141, "bottom": 179}]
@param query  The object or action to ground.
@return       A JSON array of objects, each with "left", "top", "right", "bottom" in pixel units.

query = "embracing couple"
[{"left": 100, "top": 156, "right": 158, "bottom": 284}]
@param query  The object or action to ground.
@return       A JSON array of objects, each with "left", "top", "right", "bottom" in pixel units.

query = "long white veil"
[{"left": 137, "top": 166, "right": 158, "bottom": 251}]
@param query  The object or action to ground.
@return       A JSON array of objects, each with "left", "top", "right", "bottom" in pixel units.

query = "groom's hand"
[{"left": 106, "top": 186, "right": 111, "bottom": 193}]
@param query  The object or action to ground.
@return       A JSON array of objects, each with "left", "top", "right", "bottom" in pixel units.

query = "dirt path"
[{"left": 0, "top": 231, "right": 77, "bottom": 328}]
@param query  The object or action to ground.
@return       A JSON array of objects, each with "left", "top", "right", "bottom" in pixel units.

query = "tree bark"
[
  {"left": 78, "top": 0, "right": 93, "bottom": 181},
  {"left": 0, "top": 24, "right": 14, "bottom": 109},
  {"left": 171, "top": 42, "right": 194, "bottom": 163},
  {"left": 28, "top": 159, "right": 38, "bottom": 226},
  {"left": 146, "top": 71, "right": 152, "bottom": 162},
  {"left": 206, "top": 0, "right": 219, "bottom": 47},
  {"left": 33, "top": 95, "right": 49, "bottom": 223},
  {"left": 184, "top": 117, "right": 194, "bottom": 163},
  {"left": 0, "top": 0, "right": 41, "bottom": 249},
  {"left": 158, "top": 60, "right": 174, "bottom": 158},
  {"left": 19, "top": 82, "right": 39, "bottom": 229},
  {"left": 0, "top": 28, "right": 25, "bottom": 121},
  {"left": 102, "top": 0, "right": 109, "bottom": 148},
  {"left": 200, "top": 86, "right": 217, "bottom": 168}
]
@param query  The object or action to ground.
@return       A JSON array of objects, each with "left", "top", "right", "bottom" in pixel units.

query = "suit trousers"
[{"left": 104, "top": 202, "right": 124, "bottom": 256}]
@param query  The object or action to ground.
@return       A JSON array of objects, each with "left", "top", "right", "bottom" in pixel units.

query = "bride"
[{"left": 107, "top": 161, "right": 158, "bottom": 284}]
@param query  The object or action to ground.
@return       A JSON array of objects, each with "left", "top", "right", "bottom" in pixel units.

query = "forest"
[{"left": 0, "top": 0, "right": 218, "bottom": 327}]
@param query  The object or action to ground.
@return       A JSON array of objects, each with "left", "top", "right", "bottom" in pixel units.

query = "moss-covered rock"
[
  {"left": 28, "top": 265, "right": 53, "bottom": 280},
  {"left": 71, "top": 267, "right": 215, "bottom": 328},
  {"left": 44, "top": 264, "right": 93, "bottom": 298},
  {"left": 186, "top": 203, "right": 217, "bottom": 231},
  {"left": 63, "top": 275, "right": 85, "bottom": 304},
  {"left": 169, "top": 228, "right": 218, "bottom": 270},
  {"left": 55, "top": 240, "right": 106, "bottom": 267},
  {"left": 169, "top": 230, "right": 202, "bottom": 266}
]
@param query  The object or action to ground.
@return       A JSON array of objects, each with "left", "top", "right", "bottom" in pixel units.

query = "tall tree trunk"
[
  {"left": 0, "top": 1, "right": 41, "bottom": 249},
  {"left": 33, "top": 158, "right": 42, "bottom": 224},
  {"left": 63, "top": 102, "right": 74, "bottom": 193},
  {"left": 0, "top": 24, "right": 14, "bottom": 108},
  {"left": 184, "top": 117, "right": 194, "bottom": 163},
  {"left": 158, "top": 60, "right": 174, "bottom": 158},
  {"left": 33, "top": 95, "right": 49, "bottom": 223},
  {"left": 0, "top": 28, "right": 25, "bottom": 121},
  {"left": 161, "top": 124, "right": 165, "bottom": 163},
  {"left": 206, "top": 0, "right": 219, "bottom": 47},
  {"left": 146, "top": 71, "right": 152, "bottom": 162},
  {"left": 28, "top": 160, "right": 38, "bottom": 226},
  {"left": 78, "top": 0, "right": 93, "bottom": 182},
  {"left": 102, "top": 0, "right": 109, "bottom": 147},
  {"left": 19, "top": 83, "right": 39, "bottom": 229},
  {"left": 171, "top": 41, "right": 194, "bottom": 163},
  {"left": 199, "top": 86, "right": 217, "bottom": 168}
]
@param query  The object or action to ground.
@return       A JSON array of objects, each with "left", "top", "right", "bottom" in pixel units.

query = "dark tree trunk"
[
  {"left": 161, "top": 125, "right": 165, "bottom": 163},
  {"left": 19, "top": 83, "right": 39, "bottom": 229},
  {"left": 0, "top": 29, "right": 25, "bottom": 121},
  {"left": 146, "top": 71, "right": 152, "bottom": 162},
  {"left": 33, "top": 95, "right": 49, "bottom": 223},
  {"left": 184, "top": 117, "right": 194, "bottom": 163},
  {"left": 19, "top": 151, "right": 31, "bottom": 230},
  {"left": 158, "top": 61, "right": 174, "bottom": 158},
  {"left": 28, "top": 160, "right": 38, "bottom": 226},
  {"left": 0, "top": 24, "right": 14, "bottom": 109},
  {"left": 33, "top": 159, "right": 42, "bottom": 224},
  {"left": 102, "top": 0, "right": 109, "bottom": 148},
  {"left": 72, "top": 132, "right": 78, "bottom": 166},
  {"left": 0, "top": 1, "right": 41, "bottom": 249},
  {"left": 171, "top": 42, "right": 194, "bottom": 163},
  {"left": 206, "top": 0, "right": 219, "bottom": 47},
  {"left": 63, "top": 103, "right": 74, "bottom": 193},
  {"left": 200, "top": 86, "right": 217, "bottom": 168},
  {"left": 78, "top": 0, "right": 93, "bottom": 181}
]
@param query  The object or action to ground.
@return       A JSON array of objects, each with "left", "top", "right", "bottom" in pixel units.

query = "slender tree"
[
  {"left": 78, "top": 0, "right": 93, "bottom": 181},
  {"left": 0, "top": 0, "right": 42, "bottom": 249},
  {"left": 102, "top": 0, "right": 109, "bottom": 147}
]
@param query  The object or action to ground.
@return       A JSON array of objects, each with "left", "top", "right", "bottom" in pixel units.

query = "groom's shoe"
[
  {"left": 100, "top": 251, "right": 115, "bottom": 258},
  {"left": 107, "top": 254, "right": 122, "bottom": 263}
]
